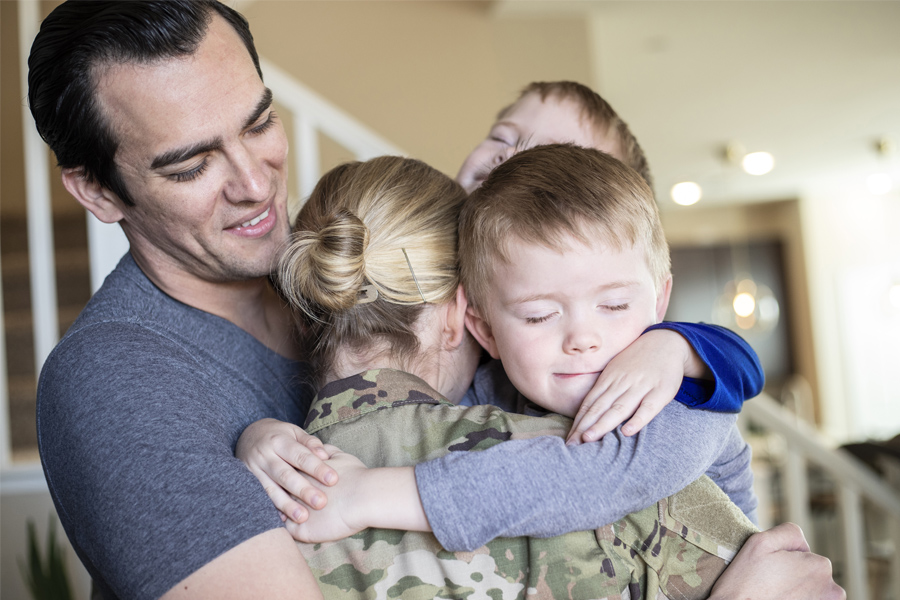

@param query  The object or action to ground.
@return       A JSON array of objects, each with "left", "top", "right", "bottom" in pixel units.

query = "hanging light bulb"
[
  {"left": 714, "top": 277, "right": 779, "bottom": 332},
  {"left": 733, "top": 292, "right": 756, "bottom": 317}
]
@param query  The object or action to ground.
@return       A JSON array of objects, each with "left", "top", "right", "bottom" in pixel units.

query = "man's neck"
[{"left": 134, "top": 255, "right": 301, "bottom": 360}]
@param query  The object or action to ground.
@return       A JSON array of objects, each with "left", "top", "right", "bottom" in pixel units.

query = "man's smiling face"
[{"left": 95, "top": 14, "right": 290, "bottom": 285}]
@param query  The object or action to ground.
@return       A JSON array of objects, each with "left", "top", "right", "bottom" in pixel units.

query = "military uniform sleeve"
[
  {"left": 416, "top": 401, "right": 741, "bottom": 551},
  {"left": 646, "top": 322, "right": 764, "bottom": 412},
  {"left": 37, "top": 322, "right": 284, "bottom": 600},
  {"left": 606, "top": 476, "right": 758, "bottom": 599}
]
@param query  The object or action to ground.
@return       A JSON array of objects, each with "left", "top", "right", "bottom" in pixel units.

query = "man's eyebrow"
[
  {"left": 242, "top": 88, "right": 273, "bottom": 130},
  {"left": 151, "top": 137, "right": 223, "bottom": 170},
  {"left": 150, "top": 88, "right": 274, "bottom": 170}
]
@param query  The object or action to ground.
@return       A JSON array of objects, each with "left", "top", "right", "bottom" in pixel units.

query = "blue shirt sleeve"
[{"left": 645, "top": 322, "right": 764, "bottom": 412}]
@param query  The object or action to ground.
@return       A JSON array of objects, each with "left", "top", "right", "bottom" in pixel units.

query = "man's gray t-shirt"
[{"left": 37, "top": 254, "right": 311, "bottom": 600}]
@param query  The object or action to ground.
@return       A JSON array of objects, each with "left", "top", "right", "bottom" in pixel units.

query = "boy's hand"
[
  {"left": 236, "top": 418, "right": 339, "bottom": 525},
  {"left": 284, "top": 448, "right": 370, "bottom": 543},
  {"left": 566, "top": 329, "right": 699, "bottom": 444},
  {"left": 286, "top": 452, "right": 430, "bottom": 544}
]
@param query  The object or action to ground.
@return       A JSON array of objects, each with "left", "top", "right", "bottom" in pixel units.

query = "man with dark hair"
[{"left": 31, "top": 2, "right": 330, "bottom": 598}]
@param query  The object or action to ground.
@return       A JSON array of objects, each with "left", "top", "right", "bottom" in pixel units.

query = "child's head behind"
[
  {"left": 460, "top": 144, "right": 671, "bottom": 416},
  {"left": 456, "top": 81, "right": 651, "bottom": 193}
]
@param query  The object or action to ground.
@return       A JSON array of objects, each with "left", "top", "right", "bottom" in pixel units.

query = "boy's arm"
[
  {"left": 568, "top": 322, "right": 764, "bottom": 443},
  {"left": 647, "top": 321, "right": 764, "bottom": 411},
  {"left": 417, "top": 401, "right": 739, "bottom": 551}
]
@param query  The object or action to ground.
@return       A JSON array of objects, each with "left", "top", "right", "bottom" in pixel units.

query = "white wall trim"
[{"left": 1, "top": 462, "right": 47, "bottom": 496}]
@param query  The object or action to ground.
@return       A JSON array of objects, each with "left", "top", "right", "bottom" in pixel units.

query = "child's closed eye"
[
  {"left": 603, "top": 303, "right": 630, "bottom": 312},
  {"left": 524, "top": 313, "right": 556, "bottom": 324}
]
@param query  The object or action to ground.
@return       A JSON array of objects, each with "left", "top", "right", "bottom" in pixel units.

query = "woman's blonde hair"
[{"left": 277, "top": 156, "right": 467, "bottom": 385}]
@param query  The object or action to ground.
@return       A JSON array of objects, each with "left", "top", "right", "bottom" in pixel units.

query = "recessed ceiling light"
[
  {"left": 867, "top": 173, "right": 893, "bottom": 195},
  {"left": 671, "top": 181, "right": 702, "bottom": 206},
  {"left": 742, "top": 152, "right": 774, "bottom": 175}
]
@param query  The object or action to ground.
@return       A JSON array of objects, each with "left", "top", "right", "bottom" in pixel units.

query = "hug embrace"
[{"left": 30, "top": 1, "right": 843, "bottom": 599}]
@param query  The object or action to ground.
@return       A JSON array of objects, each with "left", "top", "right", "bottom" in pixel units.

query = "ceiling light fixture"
[
  {"left": 742, "top": 151, "right": 775, "bottom": 175},
  {"left": 671, "top": 181, "right": 702, "bottom": 206}
]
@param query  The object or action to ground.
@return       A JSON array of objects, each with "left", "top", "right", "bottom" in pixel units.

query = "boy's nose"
[
  {"left": 564, "top": 328, "right": 600, "bottom": 354},
  {"left": 494, "top": 146, "right": 515, "bottom": 166}
]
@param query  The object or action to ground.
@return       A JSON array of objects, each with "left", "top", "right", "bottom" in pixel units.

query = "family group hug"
[{"left": 29, "top": 1, "right": 844, "bottom": 599}]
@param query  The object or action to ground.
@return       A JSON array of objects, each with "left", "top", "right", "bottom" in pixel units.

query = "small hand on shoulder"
[
  {"left": 566, "top": 328, "right": 703, "bottom": 444},
  {"left": 236, "top": 418, "right": 338, "bottom": 524}
]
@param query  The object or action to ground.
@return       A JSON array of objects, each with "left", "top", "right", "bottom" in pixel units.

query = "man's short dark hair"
[{"left": 27, "top": 0, "right": 261, "bottom": 206}]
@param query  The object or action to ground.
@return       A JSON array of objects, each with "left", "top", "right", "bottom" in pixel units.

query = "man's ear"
[
  {"left": 61, "top": 168, "right": 125, "bottom": 224},
  {"left": 463, "top": 291, "right": 500, "bottom": 359},
  {"left": 655, "top": 274, "right": 673, "bottom": 323}
]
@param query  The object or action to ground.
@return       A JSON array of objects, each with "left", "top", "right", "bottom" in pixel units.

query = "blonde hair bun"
[{"left": 279, "top": 208, "right": 370, "bottom": 314}]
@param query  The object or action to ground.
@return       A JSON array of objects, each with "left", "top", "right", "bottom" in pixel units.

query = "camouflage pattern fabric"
[{"left": 300, "top": 369, "right": 758, "bottom": 599}]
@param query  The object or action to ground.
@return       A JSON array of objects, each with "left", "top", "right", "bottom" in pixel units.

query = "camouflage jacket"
[{"left": 300, "top": 369, "right": 757, "bottom": 599}]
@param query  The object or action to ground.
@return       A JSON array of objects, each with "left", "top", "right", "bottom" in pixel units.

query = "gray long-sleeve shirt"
[{"left": 417, "top": 360, "right": 757, "bottom": 551}]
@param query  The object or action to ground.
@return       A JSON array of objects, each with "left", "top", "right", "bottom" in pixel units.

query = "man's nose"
[{"left": 226, "top": 144, "right": 270, "bottom": 203}]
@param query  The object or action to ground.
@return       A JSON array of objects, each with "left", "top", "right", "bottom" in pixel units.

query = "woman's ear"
[
  {"left": 655, "top": 274, "right": 673, "bottom": 323},
  {"left": 61, "top": 168, "right": 125, "bottom": 224},
  {"left": 442, "top": 285, "right": 469, "bottom": 350},
  {"left": 463, "top": 290, "right": 500, "bottom": 359}
]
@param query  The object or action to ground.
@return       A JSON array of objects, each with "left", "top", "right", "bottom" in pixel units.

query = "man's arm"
[{"left": 161, "top": 529, "right": 322, "bottom": 599}]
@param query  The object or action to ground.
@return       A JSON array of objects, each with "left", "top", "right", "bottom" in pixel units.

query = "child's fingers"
[
  {"left": 619, "top": 389, "right": 671, "bottom": 436},
  {"left": 577, "top": 393, "right": 645, "bottom": 442},
  {"left": 267, "top": 459, "right": 330, "bottom": 512},
  {"left": 255, "top": 473, "right": 311, "bottom": 524},
  {"left": 286, "top": 441, "right": 338, "bottom": 487},
  {"left": 300, "top": 433, "right": 332, "bottom": 461},
  {"left": 567, "top": 394, "right": 623, "bottom": 445}
]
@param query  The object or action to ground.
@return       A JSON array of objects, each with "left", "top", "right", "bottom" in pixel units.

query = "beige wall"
[{"left": 241, "top": 0, "right": 593, "bottom": 179}]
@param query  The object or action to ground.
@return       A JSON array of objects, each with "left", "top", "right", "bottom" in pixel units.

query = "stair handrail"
[{"left": 744, "top": 392, "right": 900, "bottom": 600}]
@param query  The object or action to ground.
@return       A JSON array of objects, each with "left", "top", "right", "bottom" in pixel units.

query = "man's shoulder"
[{"left": 65, "top": 253, "right": 200, "bottom": 342}]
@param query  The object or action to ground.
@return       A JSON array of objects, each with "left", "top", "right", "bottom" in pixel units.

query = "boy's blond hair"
[
  {"left": 460, "top": 144, "right": 670, "bottom": 313},
  {"left": 502, "top": 81, "right": 652, "bottom": 189},
  {"left": 278, "top": 156, "right": 466, "bottom": 384}
]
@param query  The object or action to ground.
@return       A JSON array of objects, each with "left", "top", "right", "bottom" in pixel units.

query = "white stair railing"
[{"left": 743, "top": 393, "right": 900, "bottom": 600}]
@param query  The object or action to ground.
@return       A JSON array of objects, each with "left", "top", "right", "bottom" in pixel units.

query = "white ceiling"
[{"left": 495, "top": 1, "right": 900, "bottom": 210}]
